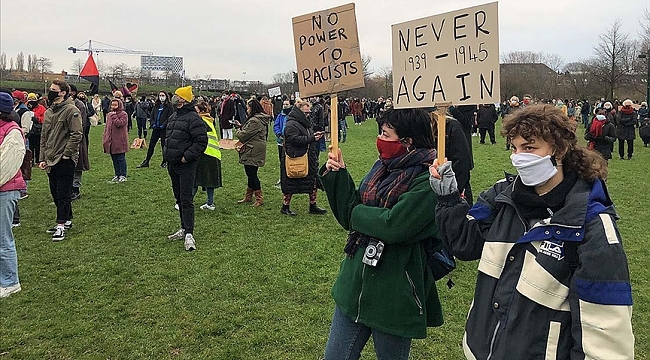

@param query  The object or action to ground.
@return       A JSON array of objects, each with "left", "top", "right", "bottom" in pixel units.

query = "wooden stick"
[
  {"left": 432, "top": 102, "right": 452, "bottom": 164},
  {"left": 330, "top": 93, "right": 339, "bottom": 154}
]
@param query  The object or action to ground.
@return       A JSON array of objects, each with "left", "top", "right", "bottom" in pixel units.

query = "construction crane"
[{"left": 67, "top": 39, "right": 153, "bottom": 55}]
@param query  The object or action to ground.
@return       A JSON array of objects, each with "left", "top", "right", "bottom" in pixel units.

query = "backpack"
[{"left": 28, "top": 117, "right": 42, "bottom": 137}]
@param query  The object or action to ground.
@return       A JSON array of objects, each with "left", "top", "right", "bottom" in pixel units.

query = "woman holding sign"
[
  {"left": 320, "top": 108, "right": 444, "bottom": 360},
  {"left": 429, "top": 105, "right": 634, "bottom": 360}
]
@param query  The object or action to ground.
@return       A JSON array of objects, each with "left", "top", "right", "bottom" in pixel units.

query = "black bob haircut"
[{"left": 378, "top": 108, "right": 436, "bottom": 149}]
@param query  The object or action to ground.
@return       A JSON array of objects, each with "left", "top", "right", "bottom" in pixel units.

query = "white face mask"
[
  {"left": 159, "top": 96, "right": 166, "bottom": 102},
  {"left": 510, "top": 153, "right": 558, "bottom": 187}
]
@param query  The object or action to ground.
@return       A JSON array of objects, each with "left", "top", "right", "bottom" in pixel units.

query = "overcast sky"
[{"left": 1, "top": 0, "right": 647, "bottom": 84}]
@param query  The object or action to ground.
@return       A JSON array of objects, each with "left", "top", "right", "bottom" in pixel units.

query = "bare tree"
[
  {"left": 71, "top": 59, "right": 84, "bottom": 74},
  {"left": 640, "top": 8, "right": 650, "bottom": 51},
  {"left": 10, "top": 57, "right": 14, "bottom": 71},
  {"left": 0, "top": 52, "right": 6, "bottom": 70},
  {"left": 361, "top": 55, "right": 373, "bottom": 77},
  {"left": 35, "top": 57, "right": 53, "bottom": 74},
  {"left": 15, "top": 52, "right": 25, "bottom": 72},
  {"left": 378, "top": 67, "right": 393, "bottom": 97},
  {"left": 589, "top": 19, "right": 636, "bottom": 99}
]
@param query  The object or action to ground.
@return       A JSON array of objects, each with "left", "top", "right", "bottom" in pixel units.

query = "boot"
[
  {"left": 252, "top": 190, "right": 264, "bottom": 207},
  {"left": 136, "top": 161, "right": 149, "bottom": 168},
  {"left": 309, "top": 203, "right": 327, "bottom": 215},
  {"left": 237, "top": 188, "right": 254, "bottom": 204},
  {"left": 281, "top": 204, "right": 297, "bottom": 216}
]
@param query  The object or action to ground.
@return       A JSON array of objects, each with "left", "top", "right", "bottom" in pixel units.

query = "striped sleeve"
[{"left": 571, "top": 213, "right": 634, "bottom": 360}]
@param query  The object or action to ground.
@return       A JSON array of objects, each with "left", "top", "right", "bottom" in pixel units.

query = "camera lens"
[{"left": 365, "top": 245, "right": 377, "bottom": 258}]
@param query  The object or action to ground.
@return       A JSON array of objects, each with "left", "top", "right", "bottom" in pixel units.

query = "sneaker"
[
  {"left": 11, "top": 222, "right": 20, "bottom": 228},
  {"left": 174, "top": 203, "right": 180, "bottom": 211},
  {"left": 168, "top": 228, "right": 185, "bottom": 241},
  {"left": 71, "top": 191, "right": 81, "bottom": 201},
  {"left": 160, "top": 162, "right": 168, "bottom": 168},
  {"left": 200, "top": 203, "right": 216, "bottom": 211},
  {"left": 19, "top": 192, "right": 28, "bottom": 200},
  {"left": 118, "top": 176, "right": 127, "bottom": 183},
  {"left": 0, "top": 283, "right": 21, "bottom": 298},
  {"left": 46, "top": 221, "right": 72, "bottom": 233},
  {"left": 184, "top": 233, "right": 196, "bottom": 251},
  {"left": 52, "top": 226, "right": 66, "bottom": 241},
  {"left": 108, "top": 176, "right": 119, "bottom": 183}
]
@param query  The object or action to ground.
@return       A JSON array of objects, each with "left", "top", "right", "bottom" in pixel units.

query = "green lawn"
[{"left": 1, "top": 116, "right": 647, "bottom": 359}]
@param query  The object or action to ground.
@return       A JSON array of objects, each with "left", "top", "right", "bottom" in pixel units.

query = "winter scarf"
[
  {"left": 344, "top": 148, "right": 436, "bottom": 256},
  {"left": 589, "top": 116, "right": 607, "bottom": 150},
  {"left": 620, "top": 106, "right": 634, "bottom": 115}
]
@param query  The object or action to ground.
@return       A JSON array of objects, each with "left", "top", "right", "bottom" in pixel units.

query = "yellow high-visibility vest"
[{"left": 201, "top": 115, "right": 222, "bottom": 160}]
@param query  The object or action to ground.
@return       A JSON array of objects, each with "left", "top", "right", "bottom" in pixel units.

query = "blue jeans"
[
  {"left": 0, "top": 191, "right": 20, "bottom": 288},
  {"left": 582, "top": 113, "right": 590, "bottom": 128},
  {"left": 111, "top": 153, "right": 127, "bottom": 177},
  {"left": 324, "top": 307, "right": 411, "bottom": 360}
]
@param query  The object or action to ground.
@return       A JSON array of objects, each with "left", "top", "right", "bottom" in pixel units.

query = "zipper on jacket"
[
  {"left": 405, "top": 271, "right": 424, "bottom": 315},
  {"left": 486, "top": 320, "right": 501, "bottom": 360},
  {"left": 355, "top": 264, "right": 366, "bottom": 322}
]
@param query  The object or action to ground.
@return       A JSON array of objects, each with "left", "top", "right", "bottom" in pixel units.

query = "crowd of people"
[{"left": 0, "top": 81, "right": 639, "bottom": 359}]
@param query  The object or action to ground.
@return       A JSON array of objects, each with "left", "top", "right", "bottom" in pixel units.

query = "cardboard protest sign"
[
  {"left": 391, "top": 2, "right": 500, "bottom": 108},
  {"left": 292, "top": 3, "right": 365, "bottom": 98},
  {"left": 268, "top": 86, "right": 282, "bottom": 97}
]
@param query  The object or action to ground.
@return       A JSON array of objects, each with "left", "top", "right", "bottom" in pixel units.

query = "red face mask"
[{"left": 377, "top": 137, "right": 407, "bottom": 160}]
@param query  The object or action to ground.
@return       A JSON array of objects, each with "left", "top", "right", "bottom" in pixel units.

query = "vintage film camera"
[{"left": 362, "top": 239, "right": 385, "bottom": 267}]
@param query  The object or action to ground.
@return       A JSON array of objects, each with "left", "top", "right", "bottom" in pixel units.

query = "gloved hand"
[{"left": 429, "top": 160, "right": 458, "bottom": 196}]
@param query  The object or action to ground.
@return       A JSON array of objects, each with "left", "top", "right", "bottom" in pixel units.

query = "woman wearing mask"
[
  {"left": 320, "top": 108, "right": 444, "bottom": 359},
  {"left": 273, "top": 100, "right": 291, "bottom": 187},
  {"left": 233, "top": 98, "right": 270, "bottom": 207},
  {"left": 429, "top": 105, "right": 633, "bottom": 360},
  {"left": 194, "top": 101, "right": 222, "bottom": 210},
  {"left": 137, "top": 91, "right": 174, "bottom": 168},
  {"left": 616, "top": 99, "right": 637, "bottom": 160},
  {"left": 103, "top": 99, "right": 129, "bottom": 183},
  {"left": 280, "top": 99, "right": 326, "bottom": 216},
  {"left": 585, "top": 108, "right": 616, "bottom": 162}
]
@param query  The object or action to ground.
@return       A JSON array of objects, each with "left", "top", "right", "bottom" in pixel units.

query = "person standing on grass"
[
  {"left": 164, "top": 86, "right": 207, "bottom": 252},
  {"left": 0, "top": 92, "right": 26, "bottom": 298},
  {"left": 430, "top": 104, "right": 634, "bottom": 360},
  {"left": 476, "top": 103, "right": 498, "bottom": 145},
  {"left": 135, "top": 96, "right": 150, "bottom": 139},
  {"left": 233, "top": 98, "right": 270, "bottom": 207},
  {"left": 280, "top": 99, "right": 327, "bottom": 216},
  {"left": 137, "top": 91, "right": 174, "bottom": 169},
  {"left": 273, "top": 100, "right": 291, "bottom": 187},
  {"left": 68, "top": 84, "right": 90, "bottom": 201},
  {"left": 91, "top": 94, "right": 102, "bottom": 124},
  {"left": 194, "top": 101, "right": 222, "bottom": 211},
  {"left": 101, "top": 94, "right": 110, "bottom": 125},
  {"left": 103, "top": 99, "right": 129, "bottom": 183},
  {"left": 616, "top": 99, "right": 637, "bottom": 160},
  {"left": 585, "top": 110, "right": 616, "bottom": 162},
  {"left": 320, "top": 108, "right": 444, "bottom": 360},
  {"left": 39, "top": 80, "right": 83, "bottom": 242}
]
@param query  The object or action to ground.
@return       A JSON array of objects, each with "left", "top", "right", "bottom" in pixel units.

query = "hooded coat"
[
  {"left": 103, "top": 99, "right": 129, "bottom": 154},
  {"left": 281, "top": 106, "right": 320, "bottom": 194},
  {"left": 236, "top": 112, "right": 270, "bottom": 167}
]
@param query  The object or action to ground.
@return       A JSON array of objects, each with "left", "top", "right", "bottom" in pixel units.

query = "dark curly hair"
[{"left": 501, "top": 104, "right": 607, "bottom": 182}]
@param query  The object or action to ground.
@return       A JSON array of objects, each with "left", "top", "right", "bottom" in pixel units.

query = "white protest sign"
[
  {"left": 391, "top": 2, "right": 500, "bottom": 108},
  {"left": 268, "top": 86, "right": 282, "bottom": 97},
  {"left": 292, "top": 3, "right": 365, "bottom": 98}
]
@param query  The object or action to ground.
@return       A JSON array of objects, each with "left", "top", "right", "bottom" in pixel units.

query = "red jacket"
[
  {"left": 103, "top": 99, "right": 129, "bottom": 154},
  {"left": 33, "top": 104, "right": 46, "bottom": 124}
]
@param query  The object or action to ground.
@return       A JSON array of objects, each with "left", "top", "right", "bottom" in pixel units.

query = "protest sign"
[
  {"left": 292, "top": 3, "right": 365, "bottom": 98},
  {"left": 391, "top": 2, "right": 500, "bottom": 108},
  {"left": 268, "top": 86, "right": 282, "bottom": 97}
]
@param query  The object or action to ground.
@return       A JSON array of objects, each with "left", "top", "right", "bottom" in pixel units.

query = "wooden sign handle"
[
  {"left": 432, "top": 102, "right": 452, "bottom": 164},
  {"left": 330, "top": 93, "right": 339, "bottom": 154}
]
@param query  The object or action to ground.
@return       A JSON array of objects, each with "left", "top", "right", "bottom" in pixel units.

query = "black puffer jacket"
[
  {"left": 616, "top": 110, "right": 637, "bottom": 140},
  {"left": 476, "top": 104, "right": 498, "bottom": 129},
  {"left": 164, "top": 104, "right": 208, "bottom": 165},
  {"left": 281, "top": 106, "right": 320, "bottom": 194}
]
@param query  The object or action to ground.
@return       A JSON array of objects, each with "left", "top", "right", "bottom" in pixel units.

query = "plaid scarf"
[{"left": 359, "top": 148, "right": 437, "bottom": 208}]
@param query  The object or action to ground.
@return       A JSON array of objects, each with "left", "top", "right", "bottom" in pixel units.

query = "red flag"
[{"left": 80, "top": 54, "right": 99, "bottom": 95}]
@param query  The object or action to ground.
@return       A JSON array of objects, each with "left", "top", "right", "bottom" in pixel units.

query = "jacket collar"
[
  {"left": 287, "top": 105, "right": 311, "bottom": 129},
  {"left": 50, "top": 97, "right": 74, "bottom": 112}
]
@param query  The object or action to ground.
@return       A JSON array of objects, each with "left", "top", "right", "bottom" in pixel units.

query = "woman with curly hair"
[{"left": 429, "top": 104, "right": 634, "bottom": 360}]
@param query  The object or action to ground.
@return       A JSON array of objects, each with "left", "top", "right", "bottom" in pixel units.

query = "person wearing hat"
[
  {"left": 11, "top": 90, "right": 29, "bottom": 122},
  {"left": 38, "top": 80, "right": 83, "bottom": 241},
  {"left": 616, "top": 99, "right": 637, "bottom": 160},
  {"left": 0, "top": 92, "right": 26, "bottom": 298},
  {"left": 164, "top": 86, "right": 207, "bottom": 251}
]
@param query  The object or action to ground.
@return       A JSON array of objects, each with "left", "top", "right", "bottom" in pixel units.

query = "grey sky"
[{"left": 1, "top": 0, "right": 647, "bottom": 84}]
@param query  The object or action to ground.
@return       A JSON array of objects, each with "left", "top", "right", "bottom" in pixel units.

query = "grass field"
[{"left": 1, "top": 116, "right": 648, "bottom": 359}]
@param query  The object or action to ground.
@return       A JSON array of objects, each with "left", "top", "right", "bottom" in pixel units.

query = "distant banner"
[
  {"left": 292, "top": 3, "right": 365, "bottom": 98},
  {"left": 391, "top": 2, "right": 500, "bottom": 108},
  {"left": 268, "top": 86, "right": 282, "bottom": 97}
]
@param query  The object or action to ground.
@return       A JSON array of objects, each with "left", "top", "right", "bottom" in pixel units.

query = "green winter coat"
[
  {"left": 236, "top": 113, "right": 270, "bottom": 167},
  {"left": 319, "top": 166, "right": 444, "bottom": 339}
]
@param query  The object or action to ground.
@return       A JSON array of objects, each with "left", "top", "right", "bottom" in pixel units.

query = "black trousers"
[
  {"left": 47, "top": 159, "right": 75, "bottom": 223},
  {"left": 479, "top": 128, "right": 496, "bottom": 144},
  {"left": 277, "top": 145, "right": 284, "bottom": 179},
  {"left": 618, "top": 139, "right": 634, "bottom": 158},
  {"left": 244, "top": 165, "right": 261, "bottom": 190},
  {"left": 28, "top": 134, "right": 40, "bottom": 164},
  {"left": 168, "top": 161, "right": 198, "bottom": 234},
  {"left": 144, "top": 128, "right": 166, "bottom": 164},
  {"left": 83, "top": 125, "right": 90, "bottom": 147}
]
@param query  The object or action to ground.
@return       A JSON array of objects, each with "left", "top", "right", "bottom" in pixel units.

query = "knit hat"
[
  {"left": 11, "top": 90, "right": 25, "bottom": 102},
  {"left": 604, "top": 102, "right": 612, "bottom": 109},
  {"left": 0, "top": 93, "right": 14, "bottom": 114},
  {"left": 174, "top": 86, "right": 193, "bottom": 102},
  {"left": 622, "top": 99, "right": 633, "bottom": 106},
  {"left": 27, "top": 93, "right": 38, "bottom": 101}
]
